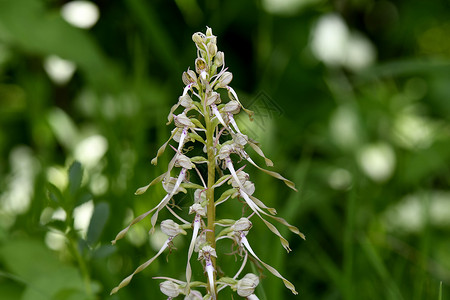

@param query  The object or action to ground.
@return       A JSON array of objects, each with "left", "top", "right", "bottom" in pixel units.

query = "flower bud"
[
  {"left": 206, "top": 91, "right": 220, "bottom": 106},
  {"left": 206, "top": 27, "right": 217, "bottom": 44},
  {"left": 203, "top": 137, "right": 217, "bottom": 153},
  {"left": 206, "top": 26, "right": 213, "bottom": 37},
  {"left": 207, "top": 42, "right": 217, "bottom": 57},
  {"left": 189, "top": 203, "right": 206, "bottom": 216},
  {"left": 182, "top": 69, "right": 197, "bottom": 85},
  {"left": 179, "top": 94, "right": 193, "bottom": 108},
  {"left": 214, "top": 51, "right": 224, "bottom": 67},
  {"left": 194, "top": 189, "right": 207, "bottom": 203},
  {"left": 174, "top": 113, "right": 194, "bottom": 128},
  {"left": 172, "top": 128, "right": 192, "bottom": 144},
  {"left": 176, "top": 154, "right": 194, "bottom": 169},
  {"left": 233, "top": 133, "right": 248, "bottom": 146},
  {"left": 172, "top": 127, "right": 182, "bottom": 143},
  {"left": 161, "top": 219, "right": 187, "bottom": 237},
  {"left": 243, "top": 180, "right": 255, "bottom": 195},
  {"left": 195, "top": 58, "right": 208, "bottom": 75},
  {"left": 192, "top": 32, "right": 206, "bottom": 46},
  {"left": 184, "top": 291, "right": 203, "bottom": 300},
  {"left": 229, "top": 170, "right": 249, "bottom": 188},
  {"left": 194, "top": 233, "right": 206, "bottom": 252},
  {"left": 163, "top": 177, "right": 186, "bottom": 195},
  {"left": 232, "top": 217, "right": 253, "bottom": 232},
  {"left": 200, "top": 71, "right": 208, "bottom": 83},
  {"left": 199, "top": 245, "right": 217, "bottom": 258},
  {"left": 160, "top": 280, "right": 181, "bottom": 298},
  {"left": 215, "top": 71, "right": 233, "bottom": 88},
  {"left": 237, "top": 274, "right": 259, "bottom": 297},
  {"left": 223, "top": 100, "right": 241, "bottom": 114},
  {"left": 218, "top": 144, "right": 234, "bottom": 160}
]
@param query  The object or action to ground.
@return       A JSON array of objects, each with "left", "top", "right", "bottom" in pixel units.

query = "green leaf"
[
  {"left": 215, "top": 188, "right": 236, "bottom": 205},
  {"left": 188, "top": 132, "right": 206, "bottom": 144},
  {"left": 52, "top": 288, "right": 92, "bottom": 300},
  {"left": 212, "top": 174, "right": 232, "bottom": 188},
  {"left": 46, "top": 220, "right": 67, "bottom": 233},
  {"left": 190, "top": 118, "right": 205, "bottom": 130},
  {"left": 86, "top": 202, "right": 109, "bottom": 246},
  {"left": 135, "top": 172, "right": 167, "bottom": 195},
  {"left": 47, "top": 183, "right": 64, "bottom": 206},
  {"left": 75, "top": 193, "right": 92, "bottom": 208},
  {"left": 190, "top": 156, "right": 208, "bottom": 164},
  {"left": 68, "top": 161, "right": 82, "bottom": 196},
  {"left": 0, "top": 0, "right": 124, "bottom": 90},
  {"left": 181, "top": 182, "right": 205, "bottom": 190},
  {"left": 91, "top": 245, "right": 116, "bottom": 259},
  {"left": 0, "top": 238, "right": 86, "bottom": 300},
  {"left": 438, "top": 281, "right": 442, "bottom": 300}
]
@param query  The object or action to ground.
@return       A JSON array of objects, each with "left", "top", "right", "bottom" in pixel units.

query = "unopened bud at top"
[
  {"left": 207, "top": 42, "right": 218, "bottom": 58},
  {"left": 214, "top": 51, "right": 224, "bottom": 68},
  {"left": 206, "top": 27, "right": 217, "bottom": 44},
  {"left": 160, "top": 280, "right": 181, "bottom": 298},
  {"left": 192, "top": 32, "right": 206, "bottom": 46},
  {"left": 206, "top": 26, "right": 213, "bottom": 38},
  {"left": 161, "top": 219, "right": 187, "bottom": 237},
  {"left": 237, "top": 273, "right": 260, "bottom": 297}
]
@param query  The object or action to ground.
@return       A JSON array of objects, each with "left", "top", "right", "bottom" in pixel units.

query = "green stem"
[
  {"left": 67, "top": 233, "right": 93, "bottom": 297},
  {"left": 204, "top": 93, "right": 217, "bottom": 298}
]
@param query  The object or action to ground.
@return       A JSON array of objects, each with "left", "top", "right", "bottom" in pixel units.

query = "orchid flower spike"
[{"left": 111, "top": 27, "right": 303, "bottom": 300}]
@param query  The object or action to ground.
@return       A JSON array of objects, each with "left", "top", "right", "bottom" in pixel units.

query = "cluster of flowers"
[{"left": 110, "top": 27, "right": 305, "bottom": 299}]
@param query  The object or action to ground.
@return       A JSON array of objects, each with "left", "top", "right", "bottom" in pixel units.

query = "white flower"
[
  {"left": 160, "top": 280, "right": 181, "bottom": 298},
  {"left": 237, "top": 273, "right": 259, "bottom": 297}
]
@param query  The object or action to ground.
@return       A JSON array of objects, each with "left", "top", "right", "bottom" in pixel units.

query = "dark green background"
[{"left": 1, "top": 0, "right": 449, "bottom": 299}]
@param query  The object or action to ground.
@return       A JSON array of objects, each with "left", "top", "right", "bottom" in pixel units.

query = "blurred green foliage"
[{"left": 1, "top": 0, "right": 449, "bottom": 299}]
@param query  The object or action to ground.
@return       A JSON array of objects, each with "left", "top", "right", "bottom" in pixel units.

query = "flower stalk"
[
  {"left": 110, "top": 27, "right": 305, "bottom": 299},
  {"left": 205, "top": 113, "right": 217, "bottom": 297}
]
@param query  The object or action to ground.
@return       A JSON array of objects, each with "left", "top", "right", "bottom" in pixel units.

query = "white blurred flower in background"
[
  {"left": 311, "top": 13, "right": 376, "bottom": 70},
  {"left": 61, "top": 0, "right": 100, "bottom": 29}
]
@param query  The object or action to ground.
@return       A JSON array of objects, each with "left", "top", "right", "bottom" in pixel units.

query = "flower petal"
[
  {"left": 246, "top": 156, "right": 297, "bottom": 192},
  {"left": 186, "top": 215, "right": 201, "bottom": 294},
  {"left": 247, "top": 140, "right": 273, "bottom": 167},
  {"left": 151, "top": 130, "right": 178, "bottom": 165},
  {"left": 111, "top": 194, "right": 169, "bottom": 244},
  {"left": 240, "top": 234, "right": 298, "bottom": 295},
  {"left": 110, "top": 239, "right": 171, "bottom": 294}
]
